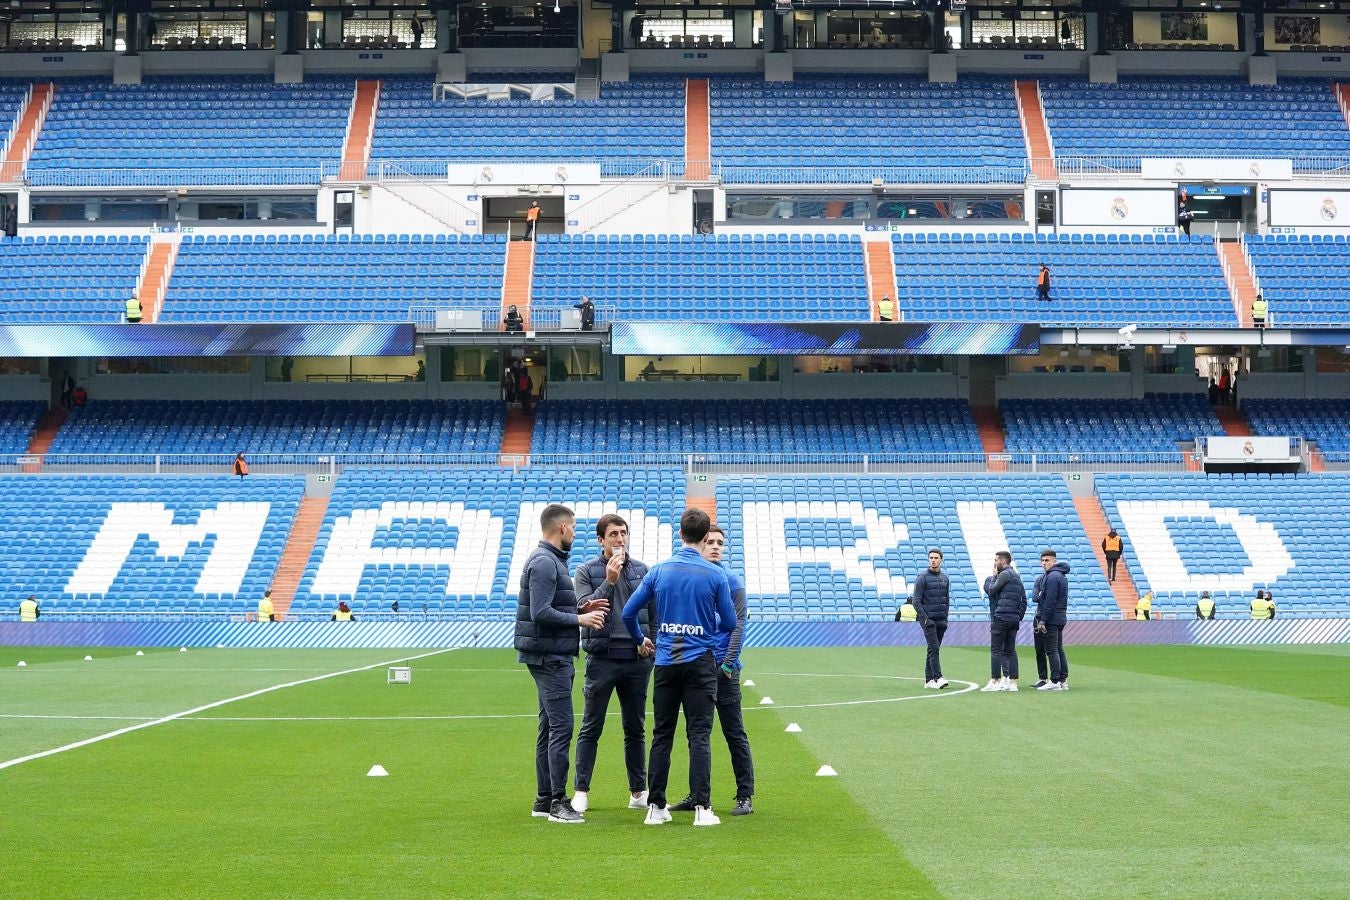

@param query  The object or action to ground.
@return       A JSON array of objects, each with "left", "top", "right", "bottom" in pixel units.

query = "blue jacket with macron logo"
[{"left": 622, "top": 546, "right": 736, "bottom": 666}]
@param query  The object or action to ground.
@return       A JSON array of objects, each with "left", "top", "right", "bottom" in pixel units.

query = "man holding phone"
[{"left": 571, "top": 514, "right": 653, "bottom": 814}]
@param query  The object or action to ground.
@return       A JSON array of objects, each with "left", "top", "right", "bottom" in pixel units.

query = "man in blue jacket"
[
  {"left": 514, "top": 504, "right": 609, "bottom": 824},
  {"left": 911, "top": 548, "right": 951, "bottom": 690},
  {"left": 981, "top": 551, "right": 1027, "bottom": 692},
  {"left": 1032, "top": 550, "right": 1070, "bottom": 691},
  {"left": 623, "top": 508, "right": 736, "bottom": 827}
]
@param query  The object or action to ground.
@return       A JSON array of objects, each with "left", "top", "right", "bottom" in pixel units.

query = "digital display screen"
[
  {"left": 611, "top": 322, "right": 1039, "bottom": 356},
  {"left": 0, "top": 323, "right": 416, "bottom": 358}
]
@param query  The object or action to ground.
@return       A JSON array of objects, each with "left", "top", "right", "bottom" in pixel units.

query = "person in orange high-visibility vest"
[
  {"left": 233, "top": 452, "right": 249, "bottom": 479},
  {"left": 524, "top": 201, "right": 541, "bottom": 241},
  {"left": 1037, "top": 263, "right": 1051, "bottom": 301}
]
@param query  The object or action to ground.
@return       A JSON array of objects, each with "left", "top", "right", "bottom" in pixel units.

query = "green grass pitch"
[{"left": 1, "top": 644, "right": 1348, "bottom": 898}]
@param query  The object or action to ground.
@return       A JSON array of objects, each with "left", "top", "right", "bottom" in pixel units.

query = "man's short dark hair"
[
  {"left": 995, "top": 550, "right": 1013, "bottom": 565},
  {"left": 680, "top": 508, "right": 712, "bottom": 544},
  {"left": 596, "top": 513, "right": 627, "bottom": 540},
  {"left": 1040, "top": 549, "right": 1057, "bottom": 559},
  {"left": 540, "top": 504, "right": 574, "bottom": 533},
  {"left": 706, "top": 524, "right": 725, "bottom": 538},
  {"left": 928, "top": 548, "right": 943, "bottom": 558}
]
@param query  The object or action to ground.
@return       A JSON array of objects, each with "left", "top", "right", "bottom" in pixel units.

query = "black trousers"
[
  {"left": 715, "top": 670, "right": 755, "bottom": 800},
  {"left": 647, "top": 652, "right": 718, "bottom": 809},
  {"left": 527, "top": 659, "right": 575, "bottom": 800},
  {"left": 1035, "top": 626, "right": 1068, "bottom": 683},
  {"left": 990, "top": 621, "right": 1019, "bottom": 680},
  {"left": 1105, "top": 553, "right": 1120, "bottom": 581},
  {"left": 574, "top": 654, "right": 653, "bottom": 793},
  {"left": 920, "top": 619, "right": 948, "bottom": 682}
]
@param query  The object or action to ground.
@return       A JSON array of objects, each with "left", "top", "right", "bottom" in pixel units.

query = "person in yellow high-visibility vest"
[
  {"left": 878, "top": 296, "right": 894, "bottom": 322},
  {"left": 1250, "top": 591, "right": 1274, "bottom": 620},
  {"left": 1251, "top": 294, "right": 1268, "bottom": 329},
  {"left": 19, "top": 594, "right": 39, "bottom": 622},
  {"left": 331, "top": 601, "right": 355, "bottom": 622},
  {"left": 895, "top": 600, "right": 918, "bottom": 622},
  {"left": 125, "top": 294, "right": 142, "bottom": 323},
  {"left": 1134, "top": 591, "right": 1152, "bottom": 621},
  {"left": 1196, "top": 592, "right": 1216, "bottom": 620},
  {"left": 257, "top": 589, "right": 274, "bottom": 623}
]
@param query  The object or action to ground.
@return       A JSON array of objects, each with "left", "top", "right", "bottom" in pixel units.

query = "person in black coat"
[
  {"left": 1032, "top": 551, "right": 1070, "bottom": 691},
  {"left": 982, "top": 551, "right": 1026, "bottom": 692},
  {"left": 3, "top": 205, "right": 17, "bottom": 239},
  {"left": 910, "top": 548, "right": 951, "bottom": 689},
  {"left": 573, "top": 296, "right": 596, "bottom": 331}
]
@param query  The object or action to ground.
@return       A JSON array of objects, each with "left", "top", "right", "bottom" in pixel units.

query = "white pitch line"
[{"left": 0, "top": 647, "right": 459, "bottom": 771}]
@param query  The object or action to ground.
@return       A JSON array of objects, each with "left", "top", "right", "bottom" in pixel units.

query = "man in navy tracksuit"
[
  {"left": 514, "top": 504, "right": 609, "bottom": 824},
  {"left": 981, "top": 551, "right": 1027, "bottom": 692},
  {"left": 623, "top": 508, "right": 736, "bottom": 827},
  {"left": 1032, "top": 550, "right": 1070, "bottom": 691},
  {"left": 910, "top": 548, "right": 951, "bottom": 690}
]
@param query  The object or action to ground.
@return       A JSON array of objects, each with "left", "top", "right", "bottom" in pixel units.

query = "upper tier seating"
[
  {"left": 1244, "top": 399, "right": 1350, "bottom": 454},
  {"left": 0, "top": 80, "right": 30, "bottom": 146},
  {"left": 0, "top": 401, "right": 44, "bottom": 457},
  {"left": 1244, "top": 235, "right": 1350, "bottom": 327},
  {"left": 1039, "top": 77, "right": 1350, "bottom": 162},
  {"left": 889, "top": 233, "right": 1232, "bottom": 327},
  {"left": 294, "top": 466, "right": 684, "bottom": 611},
  {"left": 531, "top": 399, "right": 982, "bottom": 458},
  {"left": 0, "top": 475, "right": 303, "bottom": 614},
  {"left": 370, "top": 76, "right": 684, "bottom": 174},
  {"left": 715, "top": 475, "right": 1119, "bottom": 619},
  {"left": 709, "top": 76, "right": 1026, "bottom": 182},
  {"left": 1001, "top": 394, "right": 1222, "bottom": 457},
  {"left": 0, "top": 235, "right": 147, "bottom": 323},
  {"left": 48, "top": 400, "right": 504, "bottom": 459},
  {"left": 27, "top": 76, "right": 353, "bottom": 183},
  {"left": 1097, "top": 474, "right": 1345, "bottom": 617},
  {"left": 531, "top": 234, "right": 869, "bottom": 322},
  {"left": 159, "top": 234, "right": 506, "bottom": 323}
]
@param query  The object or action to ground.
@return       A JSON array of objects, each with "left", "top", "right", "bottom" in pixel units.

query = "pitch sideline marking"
[{"left": 0, "top": 647, "right": 460, "bottom": 771}]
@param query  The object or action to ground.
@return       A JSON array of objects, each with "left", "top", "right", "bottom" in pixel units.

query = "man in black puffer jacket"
[
  {"left": 910, "top": 548, "right": 952, "bottom": 690},
  {"left": 515, "top": 504, "right": 609, "bottom": 824},
  {"left": 1032, "top": 550, "right": 1070, "bottom": 691},
  {"left": 981, "top": 551, "right": 1027, "bottom": 692}
]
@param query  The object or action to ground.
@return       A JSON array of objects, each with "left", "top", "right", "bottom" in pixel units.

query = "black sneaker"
[
  {"left": 547, "top": 799, "right": 585, "bottom": 824},
  {"left": 531, "top": 795, "right": 551, "bottom": 818},
  {"left": 1032, "top": 680, "right": 1048, "bottom": 689},
  {"left": 668, "top": 795, "right": 697, "bottom": 813},
  {"left": 731, "top": 797, "right": 753, "bottom": 816}
]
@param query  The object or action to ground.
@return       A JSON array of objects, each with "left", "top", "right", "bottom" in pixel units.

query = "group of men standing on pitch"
[
  {"left": 905, "top": 547, "right": 1070, "bottom": 694},
  {"left": 514, "top": 504, "right": 753, "bottom": 827}
]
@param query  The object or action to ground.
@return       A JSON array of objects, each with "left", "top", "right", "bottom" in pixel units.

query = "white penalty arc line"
[{"left": 0, "top": 647, "right": 460, "bottom": 771}]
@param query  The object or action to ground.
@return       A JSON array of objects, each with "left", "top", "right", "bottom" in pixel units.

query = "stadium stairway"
[
  {"left": 685, "top": 78, "right": 711, "bottom": 181},
  {"left": 1335, "top": 84, "right": 1350, "bottom": 129},
  {"left": 500, "top": 408, "right": 532, "bottom": 465},
  {"left": 1014, "top": 80, "right": 1057, "bottom": 181},
  {"left": 0, "top": 82, "right": 53, "bottom": 182},
  {"left": 1214, "top": 404, "right": 1253, "bottom": 437},
  {"left": 865, "top": 241, "right": 898, "bottom": 322},
  {"left": 136, "top": 240, "right": 178, "bottom": 323},
  {"left": 340, "top": 80, "right": 380, "bottom": 182},
  {"left": 1218, "top": 241, "right": 1257, "bottom": 328},
  {"left": 501, "top": 240, "right": 534, "bottom": 331},
  {"left": 21, "top": 405, "right": 64, "bottom": 472},
  {"left": 1074, "top": 495, "right": 1136, "bottom": 618},
  {"left": 268, "top": 496, "right": 329, "bottom": 619},
  {"left": 685, "top": 495, "right": 717, "bottom": 523},
  {"left": 971, "top": 406, "right": 1008, "bottom": 472}
]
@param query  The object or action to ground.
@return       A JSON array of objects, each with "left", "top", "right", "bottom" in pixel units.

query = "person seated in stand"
[
  {"left": 504, "top": 305, "right": 524, "bottom": 333},
  {"left": 895, "top": 599, "right": 918, "bottom": 622},
  {"left": 331, "top": 601, "right": 356, "bottom": 622},
  {"left": 1195, "top": 590, "right": 1216, "bottom": 620}
]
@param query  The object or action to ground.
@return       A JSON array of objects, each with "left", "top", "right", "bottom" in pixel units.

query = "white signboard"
[
  {"left": 1142, "top": 159, "right": 1293, "bottom": 182},
  {"left": 1203, "top": 436, "right": 1297, "bottom": 464},
  {"left": 1060, "top": 188, "right": 1177, "bottom": 227},
  {"left": 1268, "top": 190, "right": 1350, "bottom": 228}
]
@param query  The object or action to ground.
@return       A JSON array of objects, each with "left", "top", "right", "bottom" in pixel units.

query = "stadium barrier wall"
[{"left": 2, "top": 619, "right": 1346, "bottom": 649}]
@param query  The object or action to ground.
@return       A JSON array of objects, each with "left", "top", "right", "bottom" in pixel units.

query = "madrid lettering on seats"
[{"left": 66, "top": 502, "right": 272, "bottom": 596}]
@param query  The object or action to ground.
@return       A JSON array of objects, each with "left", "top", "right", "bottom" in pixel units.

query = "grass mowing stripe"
[{"left": 0, "top": 647, "right": 458, "bottom": 771}]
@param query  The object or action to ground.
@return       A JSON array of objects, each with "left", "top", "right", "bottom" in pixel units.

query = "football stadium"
[{"left": 2, "top": 0, "right": 1350, "bottom": 895}]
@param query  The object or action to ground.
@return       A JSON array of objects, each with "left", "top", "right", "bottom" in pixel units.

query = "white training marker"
[
  {"left": 135, "top": 651, "right": 144, "bottom": 657},
  {"left": 743, "top": 679, "right": 755, "bottom": 687},
  {"left": 215, "top": 644, "right": 225, "bottom": 649},
  {"left": 16, "top": 661, "right": 25, "bottom": 667},
  {"left": 179, "top": 647, "right": 187, "bottom": 653},
  {"left": 367, "top": 765, "right": 388, "bottom": 777},
  {"left": 785, "top": 722, "right": 802, "bottom": 733},
  {"left": 84, "top": 655, "right": 93, "bottom": 662},
  {"left": 816, "top": 765, "right": 838, "bottom": 777},
  {"left": 759, "top": 696, "right": 774, "bottom": 705}
]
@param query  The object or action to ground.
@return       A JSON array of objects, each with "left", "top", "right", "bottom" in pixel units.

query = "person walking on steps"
[{"left": 1101, "top": 528, "right": 1123, "bottom": 583}]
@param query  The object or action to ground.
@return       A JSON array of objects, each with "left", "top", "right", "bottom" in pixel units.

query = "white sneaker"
[
  {"left": 1061, "top": 681, "right": 1069, "bottom": 691},
  {"left": 935, "top": 678, "right": 949, "bottom": 689},
  {"left": 923, "top": 680, "right": 938, "bottom": 689},
  {"left": 980, "top": 679, "right": 1002, "bottom": 692},
  {"left": 628, "top": 791, "right": 649, "bottom": 809},
  {"left": 1037, "top": 682, "right": 1063, "bottom": 692},
  {"left": 693, "top": 806, "right": 721, "bottom": 827},
  {"left": 644, "top": 804, "right": 672, "bottom": 825},
  {"left": 572, "top": 791, "right": 589, "bottom": 813},
  {"left": 1003, "top": 680, "right": 1019, "bottom": 692}
]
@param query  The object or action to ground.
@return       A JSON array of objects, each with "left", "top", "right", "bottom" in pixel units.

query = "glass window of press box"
[
  {"left": 626, "top": 5, "right": 762, "bottom": 49},
  {"left": 549, "top": 347, "right": 603, "bottom": 382},
  {"left": 1103, "top": 9, "right": 1240, "bottom": 51},
  {"left": 265, "top": 355, "right": 427, "bottom": 383},
  {"left": 794, "top": 355, "right": 955, "bottom": 375},
  {"left": 1263, "top": 13, "right": 1350, "bottom": 52},
  {"left": 969, "top": 9, "right": 1085, "bottom": 50},
  {"left": 28, "top": 194, "right": 317, "bottom": 225},
  {"left": 624, "top": 356, "right": 779, "bottom": 382},
  {"left": 458, "top": 2, "right": 575, "bottom": 50},
  {"left": 0, "top": 358, "right": 41, "bottom": 376},
  {"left": 438, "top": 347, "right": 503, "bottom": 383},
  {"left": 819, "top": 10, "right": 934, "bottom": 49},
  {"left": 1010, "top": 346, "right": 1128, "bottom": 374},
  {"left": 97, "top": 357, "right": 252, "bottom": 376},
  {"left": 725, "top": 194, "right": 1023, "bottom": 223},
  {"left": 143, "top": 11, "right": 259, "bottom": 50},
  {"left": 2, "top": 9, "right": 104, "bottom": 52}
]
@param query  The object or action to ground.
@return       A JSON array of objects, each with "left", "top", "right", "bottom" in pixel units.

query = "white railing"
[
  {"left": 369, "top": 161, "right": 477, "bottom": 235},
  {"left": 718, "top": 164, "right": 1028, "bottom": 186},
  {"left": 0, "top": 83, "right": 32, "bottom": 175},
  {"left": 569, "top": 161, "right": 674, "bottom": 234},
  {"left": 26, "top": 167, "right": 329, "bottom": 187}
]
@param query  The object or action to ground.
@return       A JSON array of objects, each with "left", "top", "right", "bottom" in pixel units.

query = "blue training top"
[{"left": 622, "top": 546, "right": 736, "bottom": 666}]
